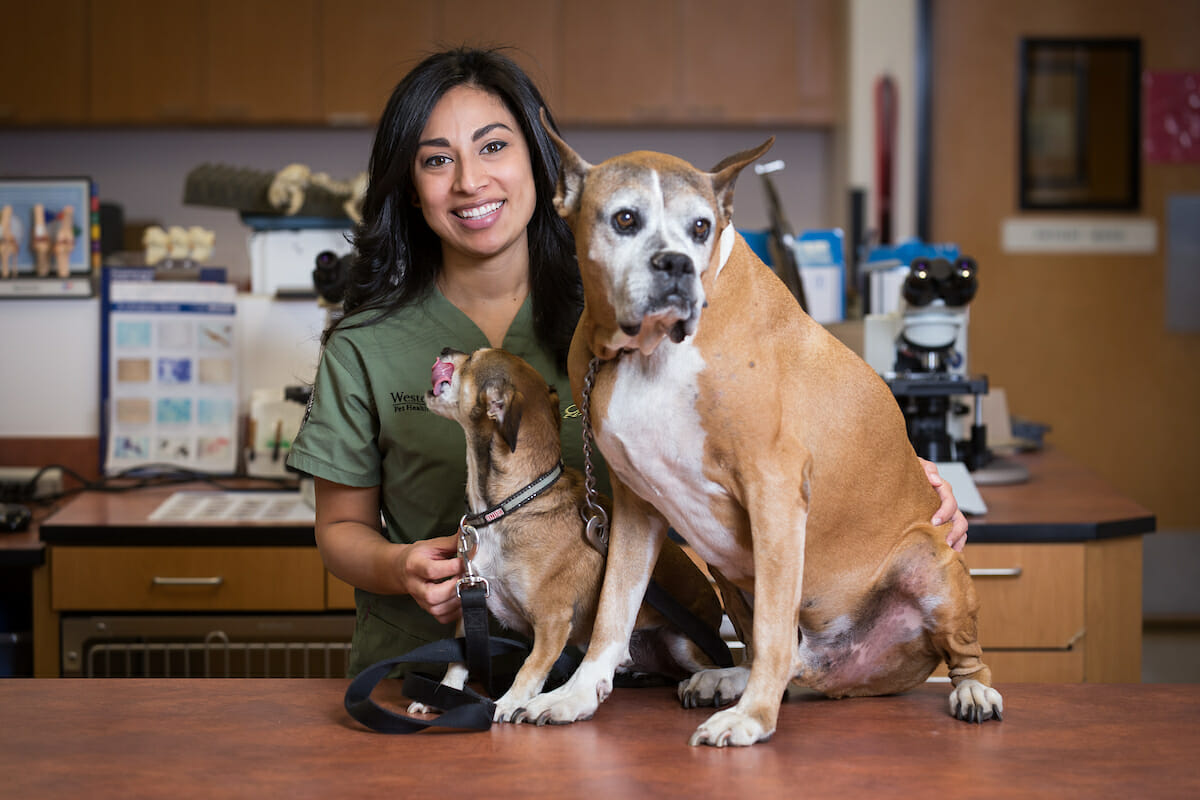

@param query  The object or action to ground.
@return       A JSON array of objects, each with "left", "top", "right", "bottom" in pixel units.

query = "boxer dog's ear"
[
  {"left": 483, "top": 379, "right": 523, "bottom": 453},
  {"left": 540, "top": 108, "right": 591, "bottom": 221},
  {"left": 709, "top": 137, "right": 774, "bottom": 228}
]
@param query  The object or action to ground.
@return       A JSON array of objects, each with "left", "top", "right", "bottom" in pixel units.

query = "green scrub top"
[{"left": 288, "top": 288, "right": 604, "bottom": 677}]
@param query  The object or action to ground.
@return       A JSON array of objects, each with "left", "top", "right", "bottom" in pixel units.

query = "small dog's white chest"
[{"left": 599, "top": 345, "right": 733, "bottom": 552}]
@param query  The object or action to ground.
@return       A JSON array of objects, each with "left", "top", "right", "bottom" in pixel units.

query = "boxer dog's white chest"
[{"left": 597, "top": 343, "right": 750, "bottom": 577}]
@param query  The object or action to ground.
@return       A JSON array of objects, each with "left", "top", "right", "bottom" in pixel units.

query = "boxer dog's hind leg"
[
  {"left": 679, "top": 566, "right": 752, "bottom": 709},
  {"left": 515, "top": 485, "right": 669, "bottom": 725},
  {"left": 928, "top": 557, "right": 1003, "bottom": 723}
]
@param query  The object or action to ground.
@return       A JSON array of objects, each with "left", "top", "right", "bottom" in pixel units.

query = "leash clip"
[{"left": 456, "top": 516, "right": 490, "bottom": 597}]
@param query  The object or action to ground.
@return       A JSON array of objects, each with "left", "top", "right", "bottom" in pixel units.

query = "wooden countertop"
[
  {"left": 0, "top": 680, "right": 1195, "bottom": 797},
  {"left": 3, "top": 448, "right": 1157, "bottom": 566}
]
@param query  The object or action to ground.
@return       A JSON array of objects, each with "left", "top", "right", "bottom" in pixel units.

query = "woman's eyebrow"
[{"left": 417, "top": 122, "right": 513, "bottom": 150}]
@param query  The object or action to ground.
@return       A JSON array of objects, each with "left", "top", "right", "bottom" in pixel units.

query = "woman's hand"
[
  {"left": 919, "top": 458, "right": 968, "bottom": 552},
  {"left": 397, "top": 533, "right": 464, "bottom": 624}
]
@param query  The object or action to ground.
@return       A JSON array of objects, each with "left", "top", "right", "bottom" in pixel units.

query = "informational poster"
[{"left": 101, "top": 268, "right": 238, "bottom": 475}]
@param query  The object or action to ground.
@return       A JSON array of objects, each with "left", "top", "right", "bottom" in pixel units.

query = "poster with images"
[{"left": 101, "top": 269, "right": 238, "bottom": 475}]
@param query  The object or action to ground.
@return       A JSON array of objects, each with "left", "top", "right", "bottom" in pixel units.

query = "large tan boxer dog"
[{"left": 513, "top": 118, "right": 1003, "bottom": 746}]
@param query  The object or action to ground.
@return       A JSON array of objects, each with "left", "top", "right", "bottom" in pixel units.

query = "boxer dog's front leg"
[
  {"left": 688, "top": 466, "right": 809, "bottom": 747},
  {"left": 514, "top": 483, "right": 668, "bottom": 725}
]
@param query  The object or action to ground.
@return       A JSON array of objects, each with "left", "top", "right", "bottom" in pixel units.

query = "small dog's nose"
[{"left": 651, "top": 252, "right": 693, "bottom": 277}]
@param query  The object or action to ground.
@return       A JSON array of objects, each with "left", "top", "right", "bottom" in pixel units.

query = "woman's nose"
[{"left": 454, "top": 156, "right": 487, "bottom": 194}]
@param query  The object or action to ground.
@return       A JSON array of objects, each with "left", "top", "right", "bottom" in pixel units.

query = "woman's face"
[{"left": 412, "top": 85, "right": 537, "bottom": 266}]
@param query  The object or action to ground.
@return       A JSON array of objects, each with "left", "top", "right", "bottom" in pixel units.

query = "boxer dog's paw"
[
  {"left": 677, "top": 666, "right": 750, "bottom": 708},
  {"left": 688, "top": 707, "right": 773, "bottom": 747},
  {"left": 948, "top": 679, "right": 1004, "bottom": 723},
  {"left": 510, "top": 674, "right": 609, "bottom": 726}
]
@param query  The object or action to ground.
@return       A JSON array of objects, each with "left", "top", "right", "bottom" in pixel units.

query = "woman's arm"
[
  {"left": 919, "top": 459, "right": 969, "bottom": 552},
  {"left": 313, "top": 477, "right": 464, "bottom": 624}
]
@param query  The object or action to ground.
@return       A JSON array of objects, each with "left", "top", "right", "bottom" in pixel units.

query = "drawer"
[
  {"left": 931, "top": 647, "right": 1085, "bottom": 683},
  {"left": 965, "top": 543, "right": 1086, "bottom": 649},
  {"left": 326, "top": 572, "right": 356, "bottom": 610},
  {"left": 51, "top": 547, "right": 326, "bottom": 611}
]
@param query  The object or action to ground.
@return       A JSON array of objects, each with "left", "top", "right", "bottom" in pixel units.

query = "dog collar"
[{"left": 462, "top": 460, "right": 564, "bottom": 528}]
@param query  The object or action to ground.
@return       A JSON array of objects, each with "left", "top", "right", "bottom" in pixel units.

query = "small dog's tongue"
[{"left": 431, "top": 359, "right": 454, "bottom": 396}]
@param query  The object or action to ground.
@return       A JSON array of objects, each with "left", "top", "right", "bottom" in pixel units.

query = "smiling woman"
[{"left": 285, "top": 48, "right": 592, "bottom": 679}]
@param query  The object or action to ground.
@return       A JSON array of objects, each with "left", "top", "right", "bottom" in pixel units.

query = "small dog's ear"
[
  {"left": 484, "top": 380, "right": 523, "bottom": 453},
  {"left": 709, "top": 137, "right": 774, "bottom": 227},
  {"left": 540, "top": 108, "right": 590, "bottom": 220}
]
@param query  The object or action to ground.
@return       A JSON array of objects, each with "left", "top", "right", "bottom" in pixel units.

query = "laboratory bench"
[{"left": 4, "top": 449, "right": 1155, "bottom": 681}]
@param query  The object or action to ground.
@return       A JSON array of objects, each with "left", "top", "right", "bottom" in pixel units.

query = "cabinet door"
[
  {"left": 0, "top": 1, "right": 87, "bottom": 124},
  {"left": 559, "top": 0, "right": 678, "bottom": 124},
  {"left": 89, "top": 0, "right": 205, "bottom": 123},
  {"left": 203, "top": 0, "right": 317, "bottom": 122},
  {"left": 679, "top": 0, "right": 840, "bottom": 124},
  {"left": 436, "top": 0, "right": 560, "bottom": 112},
  {"left": 317, "top": 0, "right": 435, "bottom": 126}
]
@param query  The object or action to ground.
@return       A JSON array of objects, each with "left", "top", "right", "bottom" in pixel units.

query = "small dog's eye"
[
  {"left": 691, "top": 218, "right": 712, "bottom": 242},
  {"left": 612, "top": 209, "right": 640, "bottom": 234}
]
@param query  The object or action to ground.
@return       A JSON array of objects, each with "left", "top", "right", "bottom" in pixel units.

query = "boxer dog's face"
[
  {"left": 543, "top": 112, "right": 773, "bottom": 357},
  {"left": 580, "top": 157, "right": 718, "bottom": 354}
]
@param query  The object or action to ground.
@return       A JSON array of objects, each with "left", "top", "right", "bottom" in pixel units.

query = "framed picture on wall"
[
  {"left": 1018, "top": 38, "right": 1141, "bottom": 211},
  {"left": 0, "top": 177, "right": 95, "bottom": 298}
]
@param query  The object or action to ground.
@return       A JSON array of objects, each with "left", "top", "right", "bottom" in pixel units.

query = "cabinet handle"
[
  {"left": 152, "top": 576, "right": 225, "bottom": 587},
  {"left": 969, "top": 567, "right": 1023, "bottom": 578}
]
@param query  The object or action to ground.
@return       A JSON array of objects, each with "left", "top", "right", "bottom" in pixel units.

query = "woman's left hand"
[{"left": 919, "top": 458, "right": 968, "bottom": 552}]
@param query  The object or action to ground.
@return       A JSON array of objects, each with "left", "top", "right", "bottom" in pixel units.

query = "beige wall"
[{"left": 930, "top": 0, "right": 1200, "bottom": 528}]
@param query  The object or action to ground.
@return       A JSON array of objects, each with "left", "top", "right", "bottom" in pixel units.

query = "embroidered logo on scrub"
[{"left": 391, "top": 391, "right": 428, "bottom": 413}]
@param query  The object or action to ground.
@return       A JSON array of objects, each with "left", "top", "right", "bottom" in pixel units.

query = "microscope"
[{"left": 886, "top": 256, "right": 990, "bottom": 471}]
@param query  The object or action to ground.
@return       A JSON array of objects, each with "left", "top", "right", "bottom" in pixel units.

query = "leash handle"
[{"left": 343, "top": 636, "right": 529, "bottom": 735}]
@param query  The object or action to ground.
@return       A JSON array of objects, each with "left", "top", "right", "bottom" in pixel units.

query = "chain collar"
[{"left": 580, "top": 355, "right": 610, "bottom": 554}]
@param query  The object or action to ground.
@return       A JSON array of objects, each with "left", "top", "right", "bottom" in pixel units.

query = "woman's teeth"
[{"left": 456, "top": 201, "right": 503, "bottom": 219}]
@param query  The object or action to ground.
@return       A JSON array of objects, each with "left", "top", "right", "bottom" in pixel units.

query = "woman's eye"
[
  {"left": 423, "top": 154, "right": 451, "bottom": 168},
  {"left": 482, "top": 140, "right": 507, "bottom": 155}
]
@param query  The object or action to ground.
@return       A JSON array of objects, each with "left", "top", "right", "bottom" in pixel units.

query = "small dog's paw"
[
  {"left": 677, "top": 666, "right": 750, "bottom": 708},
  {"left": 948, "top": 679, "right": 1004, "bottom": 723},
  {"left": 406, "top": 701, "right": 438, "bottom": 715},
  {"left": 688, "top": 707, "right": 773, "bottom": 747},
  {"left": 492, "top": 690, "right": 534, "bottom": 723}
]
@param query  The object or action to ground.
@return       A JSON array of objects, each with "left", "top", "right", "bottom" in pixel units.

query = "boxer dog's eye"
[
  {"left": 691, "top": 218, "right": 712, "bottom": 243},
  {"left": 612, "top": 209, "right": 640, "bottom": 235}
]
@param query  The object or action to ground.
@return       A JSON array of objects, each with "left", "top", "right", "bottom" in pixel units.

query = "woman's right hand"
[{"left": 398, "top": 533, "right": 464, "bottom": 624}]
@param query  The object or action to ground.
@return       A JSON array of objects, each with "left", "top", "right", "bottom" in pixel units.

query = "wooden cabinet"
[
  {"left": 316, "top": 0, "right": 434, "bottom": 126},
  {"left": 932, "top": 537, "right": 1143, "bottom": 683},
  {"left": 0, "top": 0, "right": 88, "bottom": 124},
  {"left": 559, "top": 1, "right": 679, "bottom": 124},
  {"left": 89, "top": 0, "right": 206, "bottom": 123},
  {"left": 5, "top": 0, "right": 841, "bottom": 127},
  {"left": 90, "top": 0, "right": 315, "bottom": 124},
  {"left": 559, "top": 0, "right": 842, "bottom": 125},
  {"left": 203, "top": 0, "right": 317, "bottom": 122},
  {"left": 51, "top": 546, "right": 327, "bottom": 611},
  {"left": 438, "top": 0, "right": 561, "bottom": 112}
]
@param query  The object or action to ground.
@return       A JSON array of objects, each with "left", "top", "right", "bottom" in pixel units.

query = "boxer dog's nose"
[{"left": 651, "top": 251, "right": 693, "bottom": 277}]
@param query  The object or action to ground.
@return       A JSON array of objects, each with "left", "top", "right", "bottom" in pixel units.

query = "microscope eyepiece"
[{"left": 902, "top": 256, "right": 978, "bottom": 307}]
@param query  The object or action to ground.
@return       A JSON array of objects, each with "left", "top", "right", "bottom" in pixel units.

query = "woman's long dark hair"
[{"left": 330, "top": 47, "right": 582, "bottom": 370}]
